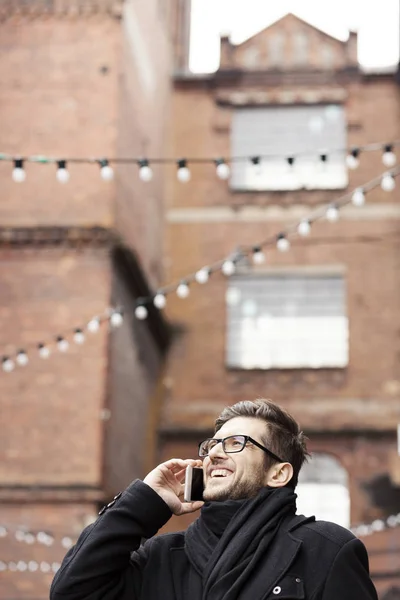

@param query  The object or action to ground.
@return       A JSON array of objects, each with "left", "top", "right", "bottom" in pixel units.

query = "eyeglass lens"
[{"left": 199, "top": 435, "right": 247, "bottom": 456}]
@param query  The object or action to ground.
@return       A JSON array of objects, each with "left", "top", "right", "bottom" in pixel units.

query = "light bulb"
[
  {"left": 99, "top": 160, "right": 114, "bottom": 181},
  {"left": 177, "top": 160, "right": 191, "bottom": 182},
  {"left": 176, "top": 282, "right": 190, "bottom": 298},
  {"left": 153, "top": 293, "right": 167, "bottom": 309},
  {"left": 40, "top": 562, "right": 51, "bottom": 573},
  {"left": 24, "top": 533, "right": 35, "bottom": 544},
  {"left": 346, "top": 149, "right": 360, "bottom": 169},
  {"left": 87, "top": 317, "right": 100, "bottom": 333},
  {"left": 381, "top": 173, "right": 395, "bottom": 191},
  {"left": 28, "top": 561, "right": 39, "bottom": 572},
  {"left": 138, "top": 159, "right": 153, "bottom": 182},
  {"left": 382, "top": 145, "right": 396, "bottom": 167},
  {"left": 52, "top": 562, "right": 61, "bottom": 573},
  {"left": 222, "top": 260, "right": 236, "bottom": 276},
  {"left": 297, "top": 220, "right": 311, "bottom": 236},
  {"left": 135, "top": 305, "right": 148, "bottom": 320},
  {"left": 276, "top": 235, "right": 290, "bottom": 252},
  {"left": 56, "top": 160, "right": 70, "bottom": 183},
  {"left": 195, "top": 268, "right": 209, "bottom": 284},
  {"left": 110, "top": 311, "right": 123, "bottom": 327},
  {"left": 215, "top": 159, "right": 230, "bottom": 180},
  {"left": 17, "top": 561, "right": 28, "bottom": 572},
  {"left": 61, "top": 537, "right": 73, "bottom": 549},
  {"left": 73, "top": 329, "right": 85, "bottom": 344},
  {"left": 12, "top": 159, "right": 26, "bottom": 182},
  {"left": 2, "top": 357, "right": 15, "bottom": 372},
  {"left": 38, "top": 344, "right": 50, "bottom": 359},
  {"left": 351, "top": 188, "right": 365, "bottom": 206},
  {"left": 326, "top": 205, "right": 339, "bottom": 222},
  {"left": 57, "top": 337, "right": 69, "bottom": 352},
  {"left": 251, "top": 156, "right": 262, "bottom": 176},
  {"left": 0, "top": 526, "right": 7, "bottom": 537},
  {"left": 252, "top": 247, "right": 265, "bottom": 264},
  {"left": 16, "top": 351, "right": 28, "bottom": 366}
]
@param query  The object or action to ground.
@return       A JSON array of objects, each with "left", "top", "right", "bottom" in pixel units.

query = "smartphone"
[{"left": 184, "top": 465, "right": 204, "bottom": 502}]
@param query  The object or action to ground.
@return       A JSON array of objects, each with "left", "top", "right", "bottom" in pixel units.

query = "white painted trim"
[{"left": 167, "top": 203, "right": 400, "bottom": 223}]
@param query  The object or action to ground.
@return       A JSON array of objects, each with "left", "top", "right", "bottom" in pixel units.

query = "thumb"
[{"left": 179, "top": 500, "right": 204, "bottom": 515}]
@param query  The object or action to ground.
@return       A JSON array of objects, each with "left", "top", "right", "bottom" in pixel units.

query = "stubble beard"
[{"left": 203, "top": 464, "right": 267, "bottom": 502}]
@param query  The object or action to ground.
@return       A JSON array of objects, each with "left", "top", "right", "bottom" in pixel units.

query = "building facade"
[
  {"left": 0, "top": 0, "right": 178, "bottom": 597},
  {"left": 162, "top": 12, "right": 400, "bottom": 597}
]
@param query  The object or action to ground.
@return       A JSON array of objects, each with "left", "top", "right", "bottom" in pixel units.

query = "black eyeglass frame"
[{"left": 198, "top": 434, "right": 284, "bottom": 463}]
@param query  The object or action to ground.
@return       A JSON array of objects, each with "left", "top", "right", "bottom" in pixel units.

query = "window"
[
  {"left": 226, "top": 271, "right": 348, "bottom": 369},
  {"left": 230, "top": 105, "right": 347, "bottom": 191},
  {"left": 268, "top": 33, "right": 285, "bottom": 66},
  {"left": 296, "top": 453, "right": 350, "bottom": 528}
]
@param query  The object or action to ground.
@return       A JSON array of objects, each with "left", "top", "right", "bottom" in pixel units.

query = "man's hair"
[{"left": 214, "top": 398, "right": 310, "bottom": 489}]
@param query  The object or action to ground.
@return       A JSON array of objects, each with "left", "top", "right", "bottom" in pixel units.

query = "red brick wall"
[
  {"left": 0, "top": 247, "right": 110, "bottom": 486},
  {"left": 0, "top": 13, "right": 120, "bottom": 227}
]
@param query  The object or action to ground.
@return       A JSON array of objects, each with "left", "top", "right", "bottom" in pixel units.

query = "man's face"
[{"left": 202, "top": 416, "right": 274, "bottom": 502}]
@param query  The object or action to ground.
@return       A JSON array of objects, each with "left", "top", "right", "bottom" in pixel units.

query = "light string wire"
[{"left": 0, "top": 139, "right": 399, "bottom": 166}]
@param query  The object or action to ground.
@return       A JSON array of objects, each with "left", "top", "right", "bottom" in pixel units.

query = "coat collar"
[{"left": 169, "top": 514, "right": 313, "bottom": 600}]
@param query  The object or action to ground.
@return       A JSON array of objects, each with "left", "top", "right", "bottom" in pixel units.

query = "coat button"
[
  {"left": 296, "top": 578, "right": 301, "bottom": 583},
  {"left": 272, "top": 586, "right": 281, "bottom": 595},
  {"left": 113, "top": 492, "right": 122, "bottom": 500},
  {"left": 98, "top": 506, "right": 106, "bottom": 515}
]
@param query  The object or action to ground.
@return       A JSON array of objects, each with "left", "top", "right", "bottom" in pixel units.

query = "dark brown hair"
[{"left": 214, "top": 398, "right": 310, "bottom": 489}]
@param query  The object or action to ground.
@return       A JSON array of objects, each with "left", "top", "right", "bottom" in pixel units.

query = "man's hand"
[{"left": 143, "top": 458, "right": 204, "bottom": 516}]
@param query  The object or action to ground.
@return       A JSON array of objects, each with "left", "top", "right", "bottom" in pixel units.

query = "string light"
[
  {"left": 73, "top": 329, "right": 85, "bottom": 344},
  {"left": 381, "top": 172, "right": 396, "bottom": 191},
  {"left": 326, "top": 204, "right": 340, "bottom": 222},
  {"left": 110, "top": 310, "right": 123, "bottom": 327},
  {"left": 297, "top": 220, "right": 311, "bottom": 236},
  {"left": 215, "top": 158, "right": 230, "bottom": 180},
  {"left": 38, "top": 343, "right": 50, "bottom": 359},
  {"left": 16, "top": 350, "right": 28, "bottom": 366},
  {"left": 153, "top": 293, "right": 167, "bottom": 309},
  {"left": 252, "top": 246, "right": 265, "bottom": 264},
  {"left": 251, "top": 156, "right": 262, "bottom": 175},
  {"left": 195, "top": 268, "right": 210, "bottom": 284},
  {"left": 56, "top": 337, "right": 69, "bottom": 352},
  {"left": 177, "top": 159, "right": 191, "bottom": 182},
  {"left": 346, "top": 148, "right": 360, "bottom": 169},
  {"left": 134, "top": 305, "right": 148, "bottom": 320},
  {"left": 99, "top": 159, "right": 114, "bottom": 181},
  {"left": 176, "top": 282, "right": 190, "bottom": 298},
  {"left": 138, "top": 159, "right": 153, "bottom": 182},
  {"left": 2, "top": 357, "right": 15, "bottom": 372},
  {"left": 221, "top": 259, "right": 236, "bottom": 276},
  {"left": 276, "top": 234, "right": 290, "bottom": 252},
  {"left": 2, "top": 167, "right": 400, "bottom": 375},
  {"left": 351, "top": 188, "right": 365, "bottom": 206},
  {"left": 87, "top": 317, "right": 100, "bottom": 333},
  {"left": 12, "top": 158, "right": 26, "bottom": 182},
  {"left": 382, "top": 144, "right": 396, "bottom": 167},
  {"left": 56, "top": 160, "right": 70, "bottom": 184}
]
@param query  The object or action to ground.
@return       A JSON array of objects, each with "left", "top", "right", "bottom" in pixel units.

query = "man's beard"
[{"left": 203, "top": 464, "right": 266, "bottom": 502}]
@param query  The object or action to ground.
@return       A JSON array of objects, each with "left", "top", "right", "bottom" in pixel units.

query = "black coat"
[{"left": 50, "top": 480, "right": 378, "bottom": 600}]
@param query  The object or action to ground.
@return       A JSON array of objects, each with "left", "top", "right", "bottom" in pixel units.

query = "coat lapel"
[{"left": 170, "top": 547, "right": 202, "bottom": 600}]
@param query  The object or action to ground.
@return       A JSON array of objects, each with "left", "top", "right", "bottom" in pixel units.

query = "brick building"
[
  {"left": 161, "top": 11, "right": 400, "bottom": 597},
  {"left": 0, "top": 0, "right": 179, "bottom": 597}
]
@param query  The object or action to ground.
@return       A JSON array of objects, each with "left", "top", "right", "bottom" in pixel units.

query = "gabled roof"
[{"left": 235, "top": 12, "right": 348, "bottom": 47}]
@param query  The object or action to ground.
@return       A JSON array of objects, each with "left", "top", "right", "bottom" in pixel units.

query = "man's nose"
[{"left": 208, "top": 441, "right": 227, "bottom": 460}]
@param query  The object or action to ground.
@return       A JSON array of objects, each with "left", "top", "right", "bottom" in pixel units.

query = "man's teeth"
[{"left": 211, "top": 469, "right": 232, "bottom": 478}]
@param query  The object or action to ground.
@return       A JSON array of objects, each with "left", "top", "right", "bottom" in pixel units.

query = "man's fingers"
[{"left": 163, "top": 459, "right": 199, "bottom": 473}]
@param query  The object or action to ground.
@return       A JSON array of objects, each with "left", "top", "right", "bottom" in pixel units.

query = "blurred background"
[{"left": 0, "top": 0, "right": 400, "bottom": 598}]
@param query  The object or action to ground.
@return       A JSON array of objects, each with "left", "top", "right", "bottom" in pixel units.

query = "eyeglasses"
[{"left": 198, "top": 434, "right": 284, "bottom": 463}]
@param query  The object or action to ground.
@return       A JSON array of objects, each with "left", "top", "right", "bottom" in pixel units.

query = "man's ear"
[{"left": 265, "top": 462, "right": 294, "bottom": 488}]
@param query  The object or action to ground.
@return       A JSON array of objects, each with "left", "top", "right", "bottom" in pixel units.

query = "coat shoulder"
[{"left": 299, "top": 519, "right": 356, "bottom": 548}]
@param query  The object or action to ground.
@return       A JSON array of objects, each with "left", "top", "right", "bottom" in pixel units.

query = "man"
[{"left": 50, "top": 399, "right": 378, "bottom": 600}]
